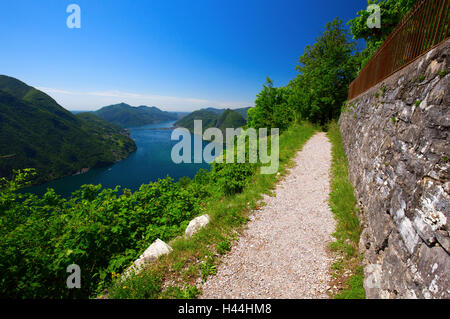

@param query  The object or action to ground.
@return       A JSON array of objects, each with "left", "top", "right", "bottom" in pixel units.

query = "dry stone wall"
[{"left": 339, "top": 40, "right": 449, "bottom": 299}]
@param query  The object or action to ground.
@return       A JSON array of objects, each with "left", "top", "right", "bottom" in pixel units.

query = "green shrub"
[
  {"left": 216, "top": 240, "right": 231, "bottom": 255},
  {"left": 177, "top": 176, "right": 192, "bottom": 188},
  {"left": 106, "top": 123, "right": 317, "bottom": 299},
  {"left": 187, "top": 169, "right": 213, "bottom": 199},
  {"left": 107, "top": 268, "right": 162, "bottom": 299},
  {"left": 160, "top": 285, "right": 200, "bottom": 299},
  {"left": 0, "top": 170, "right": 201, "bottom": 298},
  {"left": 200, "top": 257, "right": 217, "bottom": 281},
  {"left": 211, "top": 162, "right": 256, "bottom": 196}
]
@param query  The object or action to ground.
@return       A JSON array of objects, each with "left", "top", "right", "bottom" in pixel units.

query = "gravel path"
[{"left": 200, "top": 132, "right": 336, "bottom": 299}]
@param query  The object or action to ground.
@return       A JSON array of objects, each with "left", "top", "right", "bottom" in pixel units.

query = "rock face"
[
  {"left": 185, "top": 215, "right": 211, "bottom": 238},
  {"left": 339, "top": 40, "right": 449, "bottom": 299}
]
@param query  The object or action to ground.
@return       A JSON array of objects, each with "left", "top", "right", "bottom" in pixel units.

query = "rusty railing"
[{"left": 348, "top": 0, "right": 450, "bottom": 100}]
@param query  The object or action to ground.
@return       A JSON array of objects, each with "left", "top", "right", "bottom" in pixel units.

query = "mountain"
[
  {"left": 233, "top": 107, "right": 252, "bottom": 120},
  {"left": 175, "top": 108, "right": 246, "bottom": 134},
  {"left": 216, "top": 109, "right": 247, "bottom": 130},
  {"left": 200, "top": 107, "right": 252, "bottom": 120},
  {"left": 202, "top": 107, "right": 226, "bottom": 115},
  {"left": 170, "top": 112, "right": 190, "bottom": 120},
  {"left": 0, "top": 75, "right": 137, "bottom": 184},
  {"left": 94, "top": 103, "right": 178, "bottom": 127},
  {"left": 175, "top": 109, "right": 220, "bottom": 132}
]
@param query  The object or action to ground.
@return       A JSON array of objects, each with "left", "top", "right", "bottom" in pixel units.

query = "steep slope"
[
  {"left": 202, "top": 107, "right": 226, "bottom": 115},
  {"left": 174, "top": 108, "right": 246, "bottom": 134},
  {"left": 171, "top": 111, "right": 190, "bottom": 120},
  {"left": 94, "top": 103, "right": 178, "bottom": 127},
  {"left": 174, "top": 109, "right": 220, "bottom": 132},
  {"left": 216, "top": 109, "right": 247, "bottom": 131},
  {"left": 0, "top": 75, "right": 136, "bottom": 184},
  {"left": 234, "top": 107, "right": 252, "bottom": 120},
  {"left": 202, "top": 107, "right": 251, "bottom": 119}
]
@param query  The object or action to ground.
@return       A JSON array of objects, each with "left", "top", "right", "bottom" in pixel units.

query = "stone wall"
[{"left": 339, "top": 40, "right": 449, "bottom": 299}]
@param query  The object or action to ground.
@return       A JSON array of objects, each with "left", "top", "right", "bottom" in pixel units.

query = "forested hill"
[
  {"left": 200, "top": 107, "right": 252, "bottom": 120},
  {"left": 94, "top": 103, "right": 178, "bottom": 127},
  {"left": 233, "top": 107, "right": 252, "bottom": 120},
  {"left": 0, "top": 75, "right": 137, "bottom": 184},
  {"left": 174, "top": 108, "right": 247, "bottom": 134}
]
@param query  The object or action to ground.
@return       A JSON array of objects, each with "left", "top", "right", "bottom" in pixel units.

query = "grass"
[
  {"left": 106, "top": 122, "right": 317, "bottom": 299},
  {"left": 334, "top": 266, "right": 365, "bottom": 299},
  {"left": 107, "top": 121, "right": 365, "bottom": 299},
  {"left": 326, "top": 121, "right": 365, "bottom": 299},
  {"left": 416, "top": 75, "right": 425, "bottom": 82}
]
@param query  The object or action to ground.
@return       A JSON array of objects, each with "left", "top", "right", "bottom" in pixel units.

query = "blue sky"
[{"left": 0, "top": 0, "right": 368, "bottom": 111}]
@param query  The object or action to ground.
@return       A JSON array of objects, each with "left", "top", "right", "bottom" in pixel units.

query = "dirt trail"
[{"left": 200, "top": 132, "right": 335, "bottom": 299}]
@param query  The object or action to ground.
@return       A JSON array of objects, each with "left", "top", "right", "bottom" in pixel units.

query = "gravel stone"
[{"left": 200, "top": 133, "right": 336, "bottom": 299}]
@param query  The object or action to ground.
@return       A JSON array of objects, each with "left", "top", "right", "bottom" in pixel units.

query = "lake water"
[{"left": 25, "top": 121, "right": 216, "bottom": 197}]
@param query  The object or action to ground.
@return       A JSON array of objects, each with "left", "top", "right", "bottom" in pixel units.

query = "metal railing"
[{"left": 348, "top": 0, "right": 449, "bottom": 100}]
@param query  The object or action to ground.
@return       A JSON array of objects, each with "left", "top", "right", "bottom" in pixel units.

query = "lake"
[{"left": 25, "top": 121, "right": 216, "bottom": 197}]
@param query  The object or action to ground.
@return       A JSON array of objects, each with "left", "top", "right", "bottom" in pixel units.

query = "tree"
[
  {"left": 247, "top": 77, "right": 295, "bottom": 131},
  {"left": 292, "top": 18, "right": 358, "bottom": 124},
  {"left": 348, "top": 0, "right": 418, "bottom": 69},
  {"left": 248, "top": 18, "right": 358, "bottom": 128}
]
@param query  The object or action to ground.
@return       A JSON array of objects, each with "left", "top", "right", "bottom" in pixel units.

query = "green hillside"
[
  {"left": 94, "top": 103, "right": 178, "bottom": 127},
  {"left": 174, "top": 108, "right": 246, "bottom": 135},
  {"left": 234, "top": 107, "right": 252, "bottom": 120},
  {"left": 202, "top": 107, "right": 226, "bottom": 115},
  {"left": 201, "top": 107, "right": 251, "bottom": 119},
  {"left": 0, "top": 75, "right": 137, "bottom": 184},
  {"left": 216, "top": 109, "right": 247, "bottom": 130}
]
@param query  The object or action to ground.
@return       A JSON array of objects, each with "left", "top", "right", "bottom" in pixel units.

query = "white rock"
[
  {"left": 185, "top": 214, "right": 211, "bottom": 238},
  {"left": 122, "top": 239, "right": 173, "bottom": 279},
  {"left": 125, "top": 239, "right": 172, "bottom": 277},
  {"left": 140, "top": 238, "right": 173, "bottom": 262}
]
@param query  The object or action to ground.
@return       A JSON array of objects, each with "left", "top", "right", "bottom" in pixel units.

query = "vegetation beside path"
[
  {"left": 106, "top": 123, "right": 317, "bottom": 299},
  {"left": 326, "top": 121, "right": 364, "bottom": 299},
  {"left": 2, "top": 121, "right": 365, "bottom": 299},
  {"left": 110, "top": 121, "right": 366, "bottom": 300}
]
